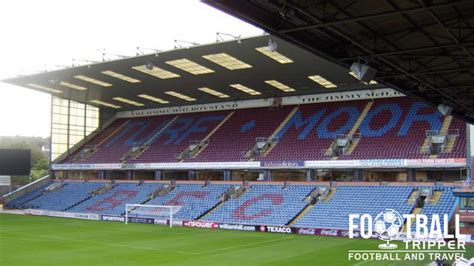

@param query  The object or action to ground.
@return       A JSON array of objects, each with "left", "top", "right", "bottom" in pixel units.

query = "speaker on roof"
[
  {"left": 437, "top": 104, "right": 453, "bottom": 116},
  {"left": 350, "top": 62, "right": 377, "bottom": 83},
  {"left": 145, "top": 61, "right": 154, "bottom": 70}
]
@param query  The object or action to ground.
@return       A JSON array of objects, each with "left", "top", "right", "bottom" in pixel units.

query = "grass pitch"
[{"left": 0, "top": 214, "right": 472, "bottom": 266}]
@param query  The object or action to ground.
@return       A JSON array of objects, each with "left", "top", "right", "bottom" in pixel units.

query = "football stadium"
[{"left": 2, "top": 0, "right": 474, "bottom": 265}]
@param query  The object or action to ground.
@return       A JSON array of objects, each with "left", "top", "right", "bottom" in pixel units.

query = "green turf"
[{"left": 0, "top": 214, "right": 472, "bottom": 266}]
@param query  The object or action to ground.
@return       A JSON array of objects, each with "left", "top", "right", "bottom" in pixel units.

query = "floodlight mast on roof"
[
  {"left": 72, "top": 58, "right": 100, "bottom": 67},
  {"left": 97, "top": 48, "right": 129, "bottom": 61},
  {"left": 42, "top": 64, "right": 69, "bottom": 72},
  {"left": 216, "top": 32, "right": 241, "bottom": 43},
  {"left": 136, "top": 47, "right": 161, "bottom": 57},
  {"left": 102, "top": 52, "right": 129, "bottom": 61},
  {"left": 174, "top": 39, "right": 200, "bottom": 49}
]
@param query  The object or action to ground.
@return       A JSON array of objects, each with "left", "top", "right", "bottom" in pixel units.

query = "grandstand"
[
  {"left": 2, "top": 1, "right": 474, "bottom": 264},
  {"left": 3, "top": 178, "right": 461, "bottom": 240},
  {"left": 50, "top": 96, "right": 467, "bottom": 165},
  {"left": 2, "top": 33, "right": 468, "bottom": 231}
]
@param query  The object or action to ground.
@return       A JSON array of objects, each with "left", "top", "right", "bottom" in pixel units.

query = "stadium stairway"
[
  {"left": 439, "top": 116, "right": 453, "bottom": 136},
  {"left": 286, "top": 186, "right": 322, "bottom": 227},
  {"left": 293, "top": 186, "right": 415, "bottom": 229},
  {"left": 129, "top": 185, "right": 176, "bottom": 212},
  {"left": 406, "top": 190, "right": 418, "bottom": 204},
  {"left": 75, "top": 120, "right": 131, "bottom": 162},
  {"left": 402, "top": 207, "right": 421, "bottom": 232},
  {"left": 429, "top": 115, "right": 453, "bottom": 159},
  {"left": 287, "top": 204, "right": 314, "bottom": 226},
  {"left": 198, "top": 185, "right": 251, "bottom": 220},
  {"left": 402, "top": 187, "right": 456, "bottom": 233},
  {"left": 64, "top": 194, "right": 94, "bottom": 211},
  {"left": 202, "top": 184, "right": 315, "bottom": 226},
  {"left": 420, "top": 136, "right": 430, "bottom": 156},
  {"left": 262, "top": 107, "right": 299, "bottom": 157},
  {"left": 409, "top": 187, "right": 456, "bottom": 232},
  {"left": 129, "top": 112, "right": 230, "bottom": 163},
  {"left": 323, "top": 188, "right": 337, "bottom": 202},
  {"left": 197, "top": 201, "right": 225, "bottom": 220},
  {"left": 189, "top": 106, "right": 294, "bottom": 162},
  {"left": 125, "top": 115, "right": 180, "bottom": 162},
  {"left": 344, "top": 101, "right": 374, "bottom": 156},
  {"left": 429, "top": 190, "right": 443, "bottom": 204},
  {"left": 324, "top": 101, "right": 373, "bottom": 159},
  {"left": 348, "top": 101, "right": 374, "bottom": 137},
  {"left": 444, "top": 135, "right": 457, "bottom": 153},
  {"left": 340, "top": 98, "right": 446, "bottom": 160},
  {"left": 182, "top": 111, "right": 235, "bottom": 161},
  {"left": 94, "top": 120, "right": 131, "bottom": 149}
]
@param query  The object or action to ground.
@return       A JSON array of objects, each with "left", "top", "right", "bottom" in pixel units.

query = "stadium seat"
[
  {"left": 60, "top": 97, "right": 466, "bottom": 164},
  {"left": 203, "top": 184, "right": 316, "bottom": 226}
]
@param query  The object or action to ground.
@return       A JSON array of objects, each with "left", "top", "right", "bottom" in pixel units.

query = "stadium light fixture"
[
  {"left": 27, "top": 83, "right": 62, "bottom": 94},
  {"left": 138, "top": 94, "right": 170, "bottom": 104},
  {"left": 255, "top": 47, "right": 293, "bottom": 64},
  {"left": 102, "top": 70, "right": 141, "bottom": 83},
  {"left": 198, "top": 87, "right": 230, "bottom": 98},
  {"left": 350, "top": 61, "right": 377, "bottom": 83},
  {"left": 90, "top": 100, "right": 121, "bottom": 109},
  {"left": 264, "top": 80, "right": 295, "bottom": 92},
  {"left": 308, "top": 75, "right": 337, "bottom": 88},
  {"left": 437, "top": 104, "right": 453, "bottom": 116},
  {"left": 165, "top": 91, "right": 196, "bottom": 101},
  {"left": 112, "top": 97, "right": 144, "bottom": 107},
  {"left": 132, "top": 65, "right": 180, "bottom": 79},
  {"left": 166, "top": 59, "right": 215, "bottom": 75},
  {"left": 348, "top": 71, "right": 377, "bottom": 85},
  {"left": 74, "top": 75, "right": 113, "bottom": 87},
  {"left": 202, "top": 53, "right": 252, "bottom": 70},
  {"left": 59, "top": 81, "right": 88, "bottom": 91},
  {"left": 230, "top": 84, "right": 261, "bottom": 95}
]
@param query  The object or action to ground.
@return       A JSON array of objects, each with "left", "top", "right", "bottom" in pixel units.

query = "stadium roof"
[
  {"left": 203, "top": 0, "right": 474, "bottom": 123},
  {"left": 2, "top": 35, "right": 380, "bottom": 111}
]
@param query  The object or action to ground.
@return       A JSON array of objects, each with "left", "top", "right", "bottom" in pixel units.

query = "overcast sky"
[{"left": 0, "top": 0, "right": 262, "bottom": 137}]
